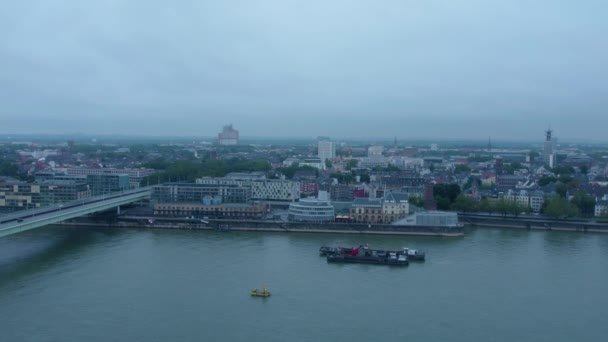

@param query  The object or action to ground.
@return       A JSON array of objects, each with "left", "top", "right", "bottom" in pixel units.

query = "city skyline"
[{"left": 1, "top": 1, "right": 607, "bottom": 140}]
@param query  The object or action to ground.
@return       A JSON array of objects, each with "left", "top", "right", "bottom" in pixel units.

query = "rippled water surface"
[{"left": 1, "top": 226, "right": 607, "bottom": 342}]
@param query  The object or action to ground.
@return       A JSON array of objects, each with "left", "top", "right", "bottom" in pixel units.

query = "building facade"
[
  {"left": 317, "top": 137, "right": 335, "bottom": 161},
  {"left": 382, "top": 192, "right": 410, "bottom": 224},
  {"left": 595, "top": 201, "right": 608, "bottom": 217},
  {"left": 152, "top": 183, "right": 252, "bottom": 204},
  {"left": 61, "top": 167, "right": 154, "bottom": 188},
  {"left": 0, "top": 179, "right": 90, "bottom": 212},
  {"left": 288, "top": 192, "right": 335, "bottom": 223},
  {"left": 218, "top": 124, "right": 239, "bottom": 145},
  {"left": 154, "top": 202, "right": 267, "bottom": 219},
  {"left": 543, "top": 128, "right": 554, "bottom": 167},
  {"left": 86, "top": 174, "right": 130, "bottom": 196},
  {"left": 350, "top": 198, "right": 384, "bottom": 223},
  {"left": 196, "top": 175, "right": 300, "bottom": 202}
]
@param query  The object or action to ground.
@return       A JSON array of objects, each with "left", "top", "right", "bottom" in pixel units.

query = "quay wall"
[
  {"left": 56, "top": 216, "right": 464, "bottom": 237},
  {"left": 459, "top": 214, "right": 608, "bottom": 233}
]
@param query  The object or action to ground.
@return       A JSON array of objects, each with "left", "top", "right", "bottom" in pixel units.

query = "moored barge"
[
  {"left": 325, "top": 245, "right": 409, "bottom": 266},
  {"left": 320, "top": 245, "right": 426, "bottom": 261}
]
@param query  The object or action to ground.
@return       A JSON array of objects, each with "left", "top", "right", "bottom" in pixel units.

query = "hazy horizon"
[{"left": 1, "top": 1, "right": 607, "bottom": 141}]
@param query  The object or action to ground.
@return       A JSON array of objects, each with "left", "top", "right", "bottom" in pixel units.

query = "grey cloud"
[{"left": 1, "top": 0, "right": 607, "bottom": 141}]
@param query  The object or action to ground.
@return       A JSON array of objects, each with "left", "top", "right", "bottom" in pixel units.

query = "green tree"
[
  {"left": 494, "top": 199, "right": 511, "bottom": 216},
  {"left": 454, "top": 164, "right": 471, "bottom": 174},
  {"left": 345, "top": 159, "right": 358, "bottom": 170},
  {"left": 538, "top": 176, "right": 557, "bottom": 186},
  {"left": 433, "top": 184, "right": 461, "bottom": 205},
  {"left": 478, "top": 197, "right": 494, "bottom": 215},
  {"left": 570, "top": 191, "right": 596, "bottom": 217},
  {"left": 552, "top": 166, "right": 575, "bottom": 175},
  {"left": 579, "top": 165, "right": 588, "bottom": 174},
  {"left": 325, "top": 159, "right": 333, "bottom": 169},
  {"left": 435, "top": 196, "right": 451, "bottom": 210},
  {"left": 0, "top": 160, "right": 18, "bottom": 177},
  {"left": 408, "top": 196, "right": 424, "bottom": 208},
  {"left": 528, "top": 151, "right": 540, "bottom": 161},
  {"left": 555, "top": 183, "right": 569, "bottom": 198},
  {"left": 330, "top": 173, "right": 354, "bottom": 184},
  {"left": 544, "top": 197, "right": 580, "bottom": 219},
  {"left": 144, "top": 158, "right": 171, "bottom": 170},
  {"left": 451, "top": 194, "right": 476, "bottom": 212}
]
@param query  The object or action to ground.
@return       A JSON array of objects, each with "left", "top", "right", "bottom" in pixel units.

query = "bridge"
[{"left": 0, "top": 187, "right": 152, "bottom": 238}]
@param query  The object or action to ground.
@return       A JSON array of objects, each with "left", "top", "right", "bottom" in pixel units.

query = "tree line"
[{"left": 141, "top": 158, "right": 271, "bottom": 185}]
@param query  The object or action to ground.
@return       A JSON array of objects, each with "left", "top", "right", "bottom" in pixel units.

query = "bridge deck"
[{"left": 0, "top": 188, "right": 151, "bottom": 238}]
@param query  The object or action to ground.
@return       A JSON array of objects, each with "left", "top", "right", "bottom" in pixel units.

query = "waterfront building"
[
  {"left": 86, "top": 174, "right": 129, "bottom": 196},
  {"left": 196, "top": 174, "right": 300, "bottom": 203},
  {"left": 350, "top": 198, "right": 384, "bottom": 223},
  {"left": 250, "top": 179, "right": 300, "bottom": 202},
  {"left": 38, "top": 180, "right": 91, "bottom": 206},
  {"left": 382, "top": 192, "right": 410, "bottom": 224},
  {"left": 152, "top": 183, "right": 252, "bottom": 204},
  {"left": 0, "top": 179, "right": 90, "bottom": 212},
  {"left": 595, "top": 200, "right": 608, "bottom": 217},
  {"left": 287, "top": 191, "right": 335, "bottom": 223},
  {"left": 504, "top": 189, "right": 531, "bottom": 209},
  {"left": 501, "top": 189, "right": 544, "bottom": 212},
  {"left": 393, "top": 211, "right": 460, "bottom": 227},
  {"left": 0, "top": 180, "right": 41, "bottom": 212},
  {"left": 317, "top": 137, "right": 335, "bottom": 161},
  {"left": 218, "top": 124, "right": 239, "bottom": 145},
  {"left": 529, "top": 190, "right": 545, "bottom": 212},
  {"left": 154, "top": 202, "right": 267, "bottom": 219}
]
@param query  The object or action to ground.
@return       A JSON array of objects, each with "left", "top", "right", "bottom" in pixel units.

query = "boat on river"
[
  {"left": 251, "top": 288, "right": 271, "bottom": 297},
  {"left": 325, "top": 245, "right": 409, "bottom": 266},
  {"left": 320, "top": 245, "right": 426, "bottom": 261},
  {"left": 401, "top": 248, "right": 426, "bottom": 261}
]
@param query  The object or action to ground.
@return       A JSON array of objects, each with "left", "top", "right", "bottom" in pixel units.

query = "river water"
[{"left": 1, "top": 226, "right": 607, "bottom": 342}]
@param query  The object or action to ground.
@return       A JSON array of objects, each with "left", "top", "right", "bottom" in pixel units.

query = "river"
[{"left": 1, "top": 226, "right": 607, "bottom": 342}]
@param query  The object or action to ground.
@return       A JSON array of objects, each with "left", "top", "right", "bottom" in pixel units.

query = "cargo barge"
[
  {"left": 325, "top": 245, "right": 409, "bottom": 266},
  {"left": 320, "top": 245, "right": 426, "bottom": 261}
]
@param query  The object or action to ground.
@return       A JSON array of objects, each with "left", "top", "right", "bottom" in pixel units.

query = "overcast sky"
[{"left": 1, "top": 0, "right": 606, "bottom": 141}]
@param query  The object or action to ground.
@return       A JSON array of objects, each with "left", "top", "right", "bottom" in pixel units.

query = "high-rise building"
[
  {"left": 317, "top": 137, "right": 335, "bottom": 161},
  {"left": 218, "top": 124, "right": 239, "bottom": 145},
  {"left": 543, "top": 127, "right": 554, "bottom": 167}
]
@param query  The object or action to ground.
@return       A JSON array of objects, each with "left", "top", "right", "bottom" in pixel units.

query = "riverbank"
[
  {"left": 459, "top": 213, "right": 608, "bottom": 233},
  {"left": 56, "top": 216, "right": 464, "bottom": 237}
]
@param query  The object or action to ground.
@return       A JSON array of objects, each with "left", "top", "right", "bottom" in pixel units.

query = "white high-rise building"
[
  {"left": 317, "top": 137, "right": 335, "bottom": 161},
  {"left": 543, "top": 128, "right": 554, "bottom": 167}
]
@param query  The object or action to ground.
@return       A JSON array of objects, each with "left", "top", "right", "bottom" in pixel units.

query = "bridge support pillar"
[{"left": 117, "top": 205, "right": 121, "bottom": 215}]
